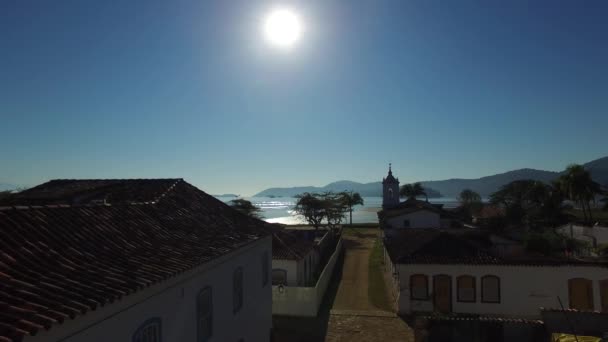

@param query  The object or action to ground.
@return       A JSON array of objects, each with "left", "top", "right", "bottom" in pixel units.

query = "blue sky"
[{"left": 1, "top": 0, "right": 607, "bottom": 195}]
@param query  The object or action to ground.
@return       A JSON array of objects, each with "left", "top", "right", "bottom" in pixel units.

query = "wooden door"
[
  {"left": 433, "top": 275, "right": 452, "bottom": 313},
  {"left": 568, "top": 278, "right": 594, "bottom": 310}
]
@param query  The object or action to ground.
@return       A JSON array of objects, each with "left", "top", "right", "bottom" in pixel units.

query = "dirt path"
[
  {"left": 325, "top": 229, "right": 414, "bottom": 342},
  {"left": 330, "top": 230, "right": 377, "bottom": 310}
]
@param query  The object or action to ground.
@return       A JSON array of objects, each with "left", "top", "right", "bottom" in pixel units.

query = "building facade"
[
  {"left": 383, "top": 230, "right": 608, "bottom": 318},
  {"left": 0, "top": 179, "right": 273, "bottom": 342}
]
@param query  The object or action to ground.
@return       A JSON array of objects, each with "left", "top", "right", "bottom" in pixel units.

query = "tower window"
[{"left": 388, "top": 188, "right": 393, "bottom": 199}]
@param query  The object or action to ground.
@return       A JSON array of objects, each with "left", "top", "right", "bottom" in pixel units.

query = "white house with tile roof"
[
  {"left": 0, "top": 179, "right": 273, "bottom": 342},
  {"left": 383, "top": 229, "right": 608, "bottom": 318}
]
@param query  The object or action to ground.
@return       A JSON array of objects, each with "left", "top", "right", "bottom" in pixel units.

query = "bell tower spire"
[{"left": 382, "top": 163, "right": 400, "bottom": 209}]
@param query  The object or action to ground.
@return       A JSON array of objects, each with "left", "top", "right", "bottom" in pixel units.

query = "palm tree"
[
  {"left": 340, "top": 191, "right": 364, "bottom": 226},
  {"left": 400, "top": 182, "right": 427, "bottom": 201},
  {"left": 558, "top": 164, "right": 602, "bottom": 223}
]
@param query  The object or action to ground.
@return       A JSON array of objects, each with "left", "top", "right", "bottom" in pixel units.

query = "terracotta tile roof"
[
  {"left": 384, "top": 230, "right": 608, "bottom": 267},
  {"left": 0, "top": 179, "right": 180, "bottom": 206},
  {"left": 0, "top": 179, "right": 271, "bottom": 342},
  {"left": 272, "top": 229, "right": 316, "bottom": 261},
  {"left": 421, "top": 315, "right": 544, "bottom": 325},
  {"left": 540, "top": 307, "right": 608, "bottom": 315}
]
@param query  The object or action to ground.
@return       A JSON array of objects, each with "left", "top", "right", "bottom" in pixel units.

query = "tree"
[
  {"left": 339, "top": 191, "right": 364, "bottom": 226},
  {"left": 324, "top": 192, "right": 348, "bottom": 229},
  {"left": 293, "top": 192, "right": 348, "bottom": 229},
  {"left": 489, "top": 180, "right": 567, "bottom": 229},
  {"left": 229, "top": 199, "right": 263, "bottom": 219},
  {"left": 458, "top": 189, "right": 482, "bottom": 218},
  {"left": 558, "top": 164, "right": 602, "bottom": 223},
  {"left": 400, "top": 182, "right": 427, "bottom": 201},
  {"left": 294, "top": 193, "right": 326, "bottom": 229}
]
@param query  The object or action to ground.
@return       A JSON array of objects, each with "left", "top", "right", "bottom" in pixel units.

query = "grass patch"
[
  {"left": 342, "top": 225, "right": 379, "bottom": 237},
  {"left": 368, "top": 237, "right": 392, "bottom": 312}
]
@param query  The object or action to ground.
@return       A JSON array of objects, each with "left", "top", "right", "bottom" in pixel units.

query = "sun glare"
[{"left": 263, "top": 8, "right": 303, "bottom": 49}]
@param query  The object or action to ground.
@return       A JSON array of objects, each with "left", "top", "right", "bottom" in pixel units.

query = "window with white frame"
[
  {"left": 233, "top": 267, "right": 243, "bottom": 313},
  {"left": 197, "top": 287, "right": 212, "bottom": 342},
  {"left": 133, "top": 318, "right": 161, "bottom": 342}
]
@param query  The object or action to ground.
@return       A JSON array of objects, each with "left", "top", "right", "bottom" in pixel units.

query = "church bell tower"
[{"left": 382, "top": 163, "right": 400, "bottom": 209}]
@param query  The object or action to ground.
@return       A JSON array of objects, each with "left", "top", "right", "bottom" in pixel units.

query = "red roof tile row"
[{"left": 0, "top": 179, "right": 271, "bottom": 341}]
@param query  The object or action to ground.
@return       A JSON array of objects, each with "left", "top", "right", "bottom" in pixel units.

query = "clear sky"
[{"left": 1, "top": 0, "right": 607, "bottom": 195}]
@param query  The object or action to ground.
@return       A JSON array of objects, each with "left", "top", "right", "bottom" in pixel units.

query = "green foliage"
[
  {"left": 524, "top": 231, "right": 564, "bottom": 255},
  {"left": 459, "top": 189, "right": 483, "bottom": 217},
  {"left": 489, "top": 179, "right": 567, "bottom": 229},
  {"left": 339, "top": 191, "right": 364, "bottom": 225},
  {"left": 368, "top": 238, "right": 392, "bottom": 311},
  {"left": 229, "top": 199, "right": 263, "bottom": 219},
  {"left": 597, "top": 243, "right": 608, "bottom": 256},
  {"left": 399, "top": 182, "right": 427, "bottom": 201},
  {"left": 293, "top": 192, "right": 348, "bottom": 229},
  {"left": 558, "top": 164, "right": 603, "bottom": 223}
]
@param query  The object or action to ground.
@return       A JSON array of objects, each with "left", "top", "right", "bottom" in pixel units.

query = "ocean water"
[{"left": 217, "top": 196, "right": 461, "bottom": 225}]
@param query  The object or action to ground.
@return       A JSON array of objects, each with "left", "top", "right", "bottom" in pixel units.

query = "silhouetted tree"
[
  {"left": 339, "top": 191, "right": 364, "bottom": 226},
  {"left": 459, "top": 189, "right": 482, "bottom": 216},
  {"left": 400, "top": 182, "right": 427, "bottom": 201},
  {"left": 229, "top": 199, "right": 263, "bottom": 219},
  {"left": 558, "top": 164, "right": 602, "bottom": 223},
  {"left": 294, "top": 192, "right": 348, "bottom": 229}
]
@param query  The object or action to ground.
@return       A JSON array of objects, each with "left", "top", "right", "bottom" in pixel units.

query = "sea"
[{"left": 216, "top": 196, "right": 462, "bottom": 225}]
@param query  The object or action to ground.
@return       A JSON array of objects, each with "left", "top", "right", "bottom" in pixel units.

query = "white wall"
[
  {"left": 396, "top": 263, "right": 608, "bottom": 318},
  {"left": 272, "top": 259, "right": 299, "bottom": 286},
  {"left": 272, "top": 239, "right": 343, "bottom": 317},
  {"left": 386, "top": 210, "right": 440, "bottom": 229},
  {"left": 28, "top": 237, "right": 273, "bottom": 342},
  {"left": 557, "top": 224, "right": 608, "bottom": 245},
  {"left": 272, "top": 249, "right": 318, "bottom": 287}
]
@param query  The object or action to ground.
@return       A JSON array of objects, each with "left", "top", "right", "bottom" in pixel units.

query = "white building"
[
  {"left": 383, "top": 229, "right": 608, "bottom": 318},
  {"left": 271, "top": 229, "right": 333, "bottom": 286},
  {"left": 0, "top": 179, "right": 273, "bottom": 342},
  {"left": 556, "top": 223, "right": 608, "bottom": 248}
]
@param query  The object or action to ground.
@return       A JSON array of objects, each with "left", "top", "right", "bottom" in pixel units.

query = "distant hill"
[
  {"left": 253, "top": 156, "right": 608, "bottom": 198},
  {"left": 253, "top": 180, "right": 442, "bottom": 198}
]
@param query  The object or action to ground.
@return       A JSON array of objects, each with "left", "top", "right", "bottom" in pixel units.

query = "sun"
[{"left": 263, "top": 8, "right": 303, "bottom": 49}]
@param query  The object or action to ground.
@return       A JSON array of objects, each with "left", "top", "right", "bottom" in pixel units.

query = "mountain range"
[{"left": 253, "top": 156, "right": 608, "bottom": 198}]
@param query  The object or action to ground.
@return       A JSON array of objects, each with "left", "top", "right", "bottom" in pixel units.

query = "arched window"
[
  {"left": 233, "top": 267, "right": 243, "bottom": 314},
  {"left": 197, "top": 287, "right": 212, "bottom": 342},
  {"left": 457, "top": 275, "right": 476, "bottom": 302},
  {"left": 569, "top": 278, "right": 594, "bottom": 310},
  {"left": 410, "top": 274, "right": 429, "bottom": 300},
  {"left": 132, "top": 318, "right": 161, "bottom": 342},
  {"left": 262, "top": 251, "right": 269, "bottom": 287},
  {"left": 272, "top": 269, "right": 287, "bottom": 285},
  {"left": 388, "top": 188, "right": 394, "bottom": 199},
  {"left": 481, "top": 275, "right": 500, "bottom": 303}
]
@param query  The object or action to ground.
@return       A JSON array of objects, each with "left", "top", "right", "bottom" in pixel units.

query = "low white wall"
[
  {"left": 397, "top": 263, "right": 608, "bottom": 318},
  {"left": 272, "top": 238, "right": 343, "bottom": 317}
]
